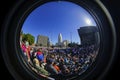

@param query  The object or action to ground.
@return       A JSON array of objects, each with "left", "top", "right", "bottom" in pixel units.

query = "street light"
[{"left": 70, "top": 32, "right": 72, "bottom": 43}]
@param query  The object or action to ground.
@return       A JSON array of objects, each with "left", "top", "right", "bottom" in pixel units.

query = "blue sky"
[{"left": 22, "top": 1, "right": 96, "bottom": 45}]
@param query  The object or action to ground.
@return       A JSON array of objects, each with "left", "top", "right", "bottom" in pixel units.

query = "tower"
[{"left": 58, "top": 33, "right": 62, "bottom": 46}]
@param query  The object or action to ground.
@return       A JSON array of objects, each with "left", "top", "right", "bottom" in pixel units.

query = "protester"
[
  {"left": 20, "top": 41, "right": 98, "bottom": 77},
  {"left": 33, "top": 58, "right": 49, "bottom": 76},
  {"left": 45, "top": 58, "right": 59, "bottom": 75},
  {"left": 36, "top": 48, "right": 44, "bottom": 62}
]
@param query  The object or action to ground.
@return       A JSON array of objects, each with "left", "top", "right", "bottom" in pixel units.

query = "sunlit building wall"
[{"left": 36, "top": 35, "right": 49, "bottom": 47}]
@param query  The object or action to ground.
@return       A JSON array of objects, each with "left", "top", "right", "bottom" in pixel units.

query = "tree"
[
  {"left": 68, "top": 42, "right": 79, "bottom": 47},
  {"left": 22, "top": 33, "right": 35, "bottom": 45}
]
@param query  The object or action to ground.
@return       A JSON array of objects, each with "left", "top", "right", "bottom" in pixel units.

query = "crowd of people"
[{"left": 20, "top": 40, "right": 98, "bottom": 78}]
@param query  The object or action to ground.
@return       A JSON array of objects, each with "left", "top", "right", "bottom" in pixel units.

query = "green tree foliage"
[
  {"left": 68, "top": 42, "right": 79, "bottom": 47},
  {"left": 22, "top": 33, "right": 35, "bottom": 45}
]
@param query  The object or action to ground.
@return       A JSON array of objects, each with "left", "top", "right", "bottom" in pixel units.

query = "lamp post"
[{"left": 70, "top": 32, "right": 72, "bottom": 43}]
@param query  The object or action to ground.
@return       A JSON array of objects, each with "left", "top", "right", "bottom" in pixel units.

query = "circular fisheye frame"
[
  {"left": 1, "top": 0, "right": 116, "bottom": 80},
  {"left": 20, "top": 1, "right": 99, "bottom": 80}
]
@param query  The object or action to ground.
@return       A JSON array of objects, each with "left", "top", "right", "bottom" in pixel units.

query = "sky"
[{"left": 22, "top": 1, "right": 96, "bottom": 45}]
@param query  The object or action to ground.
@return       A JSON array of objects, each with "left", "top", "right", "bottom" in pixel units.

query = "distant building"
[
  {"left": 48, "top": 41, "right": 53, "bottom": 47},
  {"left": 62, "top": 40, "right": 69, "bottom": 47},
  {"left": 77, "top": 26, "right": 100, "bottom": 46},
  {"left": 56, "top": 33, "right": 69, "bottom": 47},
  {"left": 58, "top": 33, "right": 63, "bottom": 46},
  {"left": 36, "top": 35, "right": 49, "bottom": 47}
]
